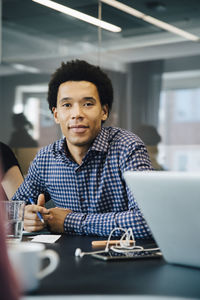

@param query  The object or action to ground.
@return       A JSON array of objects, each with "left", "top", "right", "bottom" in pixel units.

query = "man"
[{"left": 13, "top": 60, "right": 152, "bottom": 238}]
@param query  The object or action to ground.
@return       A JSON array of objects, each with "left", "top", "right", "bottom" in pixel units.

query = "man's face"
[{"left": 53, "top": 81, "right": 108, "bottom": 151}]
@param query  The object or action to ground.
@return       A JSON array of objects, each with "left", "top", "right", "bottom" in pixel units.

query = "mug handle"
[{"left": 37, "top": 249, "right": 59, "bottom": 279}]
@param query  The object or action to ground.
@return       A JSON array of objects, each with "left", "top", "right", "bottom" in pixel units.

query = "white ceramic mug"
[{"left": 8, "top": 242, "right": 59, "bottom": 292}]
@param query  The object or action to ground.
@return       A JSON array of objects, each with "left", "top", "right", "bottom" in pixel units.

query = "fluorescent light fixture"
[
  {"left": 143, "top": 15, "right": 199, "bottom": 41},
  {"left": 12, "top": 64, "right": 40, "bottom": 73},
  {"left": 101, "top": 0, "right": 200, "bottom": 42},
  {"left": 32, "top": 0, "right": 121, "bottom": 33}
]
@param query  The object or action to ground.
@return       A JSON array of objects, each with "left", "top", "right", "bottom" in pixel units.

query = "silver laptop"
[{"left": 124, "top": 171, "right": 200, "bottom": 268}]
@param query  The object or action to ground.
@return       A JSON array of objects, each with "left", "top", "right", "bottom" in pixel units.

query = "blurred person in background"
[
  {"left": 0, "top": 142, "right": 23, "bottom": 200},
  {"left": 9, "top": 113, "right": 38, "bottom": 148},
  {"left": 135, "top": 124, "right": 164, "bottom": 171}
]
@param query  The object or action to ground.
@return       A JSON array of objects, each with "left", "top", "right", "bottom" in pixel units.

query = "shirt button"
[{"left": 80, "top": 198, "right": 85, "bottom": 202}]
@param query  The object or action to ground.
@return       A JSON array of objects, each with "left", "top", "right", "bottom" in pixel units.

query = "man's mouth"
[{"left": 68, "top": 125, "right": 89, "bottom": 133}]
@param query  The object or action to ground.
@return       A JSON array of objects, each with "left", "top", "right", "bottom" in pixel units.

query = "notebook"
[{"left": 123, "top": 171, "right": 200, "bottom": 268}]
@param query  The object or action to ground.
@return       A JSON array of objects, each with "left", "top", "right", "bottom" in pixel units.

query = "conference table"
[{"left": 22, "top": 233, "right": 200, "bottom": 299}]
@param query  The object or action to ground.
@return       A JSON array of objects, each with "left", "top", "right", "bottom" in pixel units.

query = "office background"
[{"left": 0, "top": 0, "right": 200, "bottom": 174}]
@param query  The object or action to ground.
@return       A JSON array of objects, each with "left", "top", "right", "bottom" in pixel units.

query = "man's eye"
[
  {"left": 63, "top": 103, "right": 71, "bottom": 107},
  {"left": 84, "top": 102, "right": 93, "bottom": 106}
]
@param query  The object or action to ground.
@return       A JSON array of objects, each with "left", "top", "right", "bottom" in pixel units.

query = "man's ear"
[
  {"left": 101, "top": 104, "right": 109, "bottom": 122},
  {"left": 52, "top": 107, "right": 60, "bottom": 124}
]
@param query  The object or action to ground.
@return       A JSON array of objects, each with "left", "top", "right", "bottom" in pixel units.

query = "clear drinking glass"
[{"left": 1, "top": 201, "right": 25, "bottom": 242}]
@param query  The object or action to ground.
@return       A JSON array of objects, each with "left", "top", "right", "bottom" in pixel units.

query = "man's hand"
[
  {"left": 24, "top": 194, "right": 52, "bottom": 232},
  {"left": 47, "top": 207, "right": 72, "bottom": 233}
]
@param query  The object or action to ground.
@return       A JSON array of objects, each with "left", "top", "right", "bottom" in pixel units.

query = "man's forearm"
[{"left": 64, "top": 210, "right": 152, "bottom": 238}]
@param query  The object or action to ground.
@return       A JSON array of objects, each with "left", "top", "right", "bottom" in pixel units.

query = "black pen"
[{"left": 28, "top": 197, "right": 45, "bottom": 223}]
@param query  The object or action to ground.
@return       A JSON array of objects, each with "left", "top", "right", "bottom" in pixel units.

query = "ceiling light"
[
  {"left": 143, "top": 15, "right": 199, "bottom": 41},
  {"left": 101, "top": 0, "right": 200, "bottom": 42},
  {"left": 12, "top": 64, "right": 40, "bottom": 73},
  {"left": 32, "top": 0, "right": 121, "bottom": 33}
]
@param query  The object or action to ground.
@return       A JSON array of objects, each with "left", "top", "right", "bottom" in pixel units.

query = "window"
[
  {"left": 13, "top": 84, "right": 61, "bottom": 147},
  {"left": 158, "top": 74, "right": 200, "bottom": 171}
]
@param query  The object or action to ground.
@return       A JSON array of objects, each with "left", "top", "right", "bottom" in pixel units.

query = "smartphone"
[{"left": 91, "top": 249, "right": 162, "bottom": 261}]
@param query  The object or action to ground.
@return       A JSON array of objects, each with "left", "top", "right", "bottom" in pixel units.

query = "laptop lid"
[{"left": 124, "top": 171, "right": 200, "bottom": 268}]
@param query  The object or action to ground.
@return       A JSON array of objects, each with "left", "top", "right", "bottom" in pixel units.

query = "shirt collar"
[
  {"left": 58, "top": 138, "right": 67, "bottom": 153},
  {"left": 56, "top": 127, "right": 109, "bottom": 164},
  {"left": 90, "top": 127, "right": 109, "bottom": 153}
]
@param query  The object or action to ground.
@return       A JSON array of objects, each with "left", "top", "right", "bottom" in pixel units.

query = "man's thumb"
[{"left": 37, "top": 193, "right": 45, "bottom": 207}]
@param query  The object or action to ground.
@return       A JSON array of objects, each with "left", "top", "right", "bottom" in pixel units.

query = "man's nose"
[{"left": 71, "top": 104, "right": 83, "bottom": 119}]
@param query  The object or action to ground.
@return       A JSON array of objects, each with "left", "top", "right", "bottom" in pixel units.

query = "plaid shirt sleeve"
[
  {"left": 64, "top": 209, "right": 151, "bottom": 238},
  {"left": 64, "top": 141, "right": 152, "bottom": 238},
  {"left": 12, "top": 155, "right": 46, "bottom": 203}
]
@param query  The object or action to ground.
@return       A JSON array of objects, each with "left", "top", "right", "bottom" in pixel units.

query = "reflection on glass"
[
  {"left": 12, "top": 84, "right": 62, "bottom": 147},
  {"left": 9, "top": 113, "right": 38, "bottom": 148}
]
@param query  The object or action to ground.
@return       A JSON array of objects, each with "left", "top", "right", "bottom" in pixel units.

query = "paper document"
[{"left": 30, "top": 234, "right": 61, "bottom": 243}]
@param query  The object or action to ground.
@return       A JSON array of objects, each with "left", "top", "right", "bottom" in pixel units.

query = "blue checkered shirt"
[{"left": 13, "top": 127, "right": 152, "bottom": 238}]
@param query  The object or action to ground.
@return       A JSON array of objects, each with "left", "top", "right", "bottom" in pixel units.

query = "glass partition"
[{"left": 1, "top": 0, "right": 200, "bottom": 173}]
